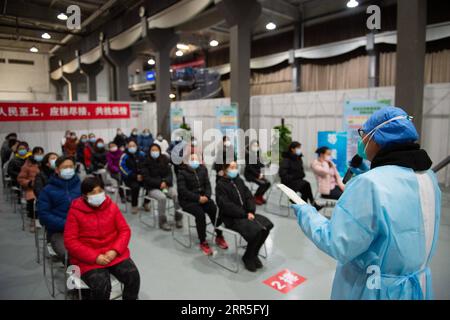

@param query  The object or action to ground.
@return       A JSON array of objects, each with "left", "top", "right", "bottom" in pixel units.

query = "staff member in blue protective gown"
[{"left": 292, "top": 106, "right": 441, "bottom": 300}]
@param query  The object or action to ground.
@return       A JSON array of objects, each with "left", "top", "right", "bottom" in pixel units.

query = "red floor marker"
[{"left": 263, "top": 269, "right": 307, "bottom": 294}]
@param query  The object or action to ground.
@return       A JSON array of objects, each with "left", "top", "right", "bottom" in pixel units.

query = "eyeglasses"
[{"left": 357, "top": 128, "right": 365, "bottom": 139}]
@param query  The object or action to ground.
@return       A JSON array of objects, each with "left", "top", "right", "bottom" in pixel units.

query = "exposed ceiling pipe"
[{"left": 49, "top": 0, "right": 118, "bottom": 54}]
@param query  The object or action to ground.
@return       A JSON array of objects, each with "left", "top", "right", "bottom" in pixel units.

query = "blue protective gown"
[{"left": 294, "top": 165, "right": 441, "bottom": 300}]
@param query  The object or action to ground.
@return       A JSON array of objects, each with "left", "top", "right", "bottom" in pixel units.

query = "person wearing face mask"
[
  {"left": 213, "top": 136, "right": 237, "bottom": 181},
  {"left": 64, "top": 176, "right": 140, "bottom": 300},
  {"left": 63, "top": 132, "right": 78, "bottom": 158},
  {"left": 154, "top": 133, "right": 169, "bottom": 155},
  {"left": 83, "top": 133, "right": 97, "bottom": 173},
  {"left": 113, "top": 128, "right": 127, "bottom": 149},
  {"left": 140, "top": 144, "right": 182, "bottom": 231},
  {"left": 91, "top": 139, "right": 107, "bottom": 172},
  {"left": 279, "top": 141, "right": 322, "bottom": 211},
  {"left": 61, "top": 130, "right": 71, "bottom": 154},
  {"left": 244, "top": 140, "right": 271, "bottom": 205},
  {"left": 311, "top": 147, "right": 345, "bottom": 200},
  {"left": 216, "top": 161, "right": 274, "bottom": 272},
  {"left": 76, "top": 134, "right": 88, "bottom": 168},
  {"left": 33, "top": 152, "right": 58, "bottom": 199},
  {"left": 17, "top": 146, "right": 45, "bottom": 232},
  {"left": 177, "top": 153, "right": 229, "bottom": 255},
  {"left": 37, "top": 156, "right": 81, "bottom": 261},
  {"left": 119, "top": 141, "right": 146, "bottom": 214},
  {"left": 106, "top": 142, "right": 125, "bottom": 203},
  {"left": 128, "top": 128, "right": 139, "bottom": 144},
  {"left": 137, "top": 129, "right": 154, "bottom": 154},
  {"left": 292, "top": 106, "right": 441, "bottom": 300},
  {"left": 1, "top": 132, "right": 17, "bottom": 166},
  {"left": 7, "top": 141, "right": 32, "bottom": 188}
]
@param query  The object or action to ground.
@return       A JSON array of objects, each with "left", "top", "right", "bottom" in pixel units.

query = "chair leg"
[
  {"left": 49, "top": 258, "right": 55, "bottom": 298},
  {"left": 172, "top": 214, "right": 192, "bottom": 249}
]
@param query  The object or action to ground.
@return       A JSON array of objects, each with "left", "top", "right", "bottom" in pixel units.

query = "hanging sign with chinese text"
[{"left": 0, "top": 102, "right": 131, "bottom": 121}]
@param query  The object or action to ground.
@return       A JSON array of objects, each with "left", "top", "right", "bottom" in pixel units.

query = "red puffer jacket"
[{"left": 64, "top": 196, "right": 131, "bottom": 275}]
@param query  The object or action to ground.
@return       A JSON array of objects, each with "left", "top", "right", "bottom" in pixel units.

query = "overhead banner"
[
  {"left": 0, "top": 102, "right": 131, "bottom": 122},
  {"left": 343, "top": 100, "right": 391, "bottom": 162},
  {"left": 170, "top": 106, "right": 184, "bottom": 132},
  {"left": 317, "top": 131, "right": 348, "bottom": 177}
]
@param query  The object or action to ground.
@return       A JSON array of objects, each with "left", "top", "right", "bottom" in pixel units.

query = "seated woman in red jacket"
[{"left": 64, "top": 176, "right": 140, "bottom": 300}]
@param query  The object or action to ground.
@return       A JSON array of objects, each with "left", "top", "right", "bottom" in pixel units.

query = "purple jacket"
[{"left": 106, "top": 150, "right": 124, "bottom": 174}]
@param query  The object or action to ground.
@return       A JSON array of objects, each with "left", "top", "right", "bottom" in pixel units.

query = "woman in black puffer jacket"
[
  {"left": 177, "top": 153, "right": 229, "bottom": 256},
  {"left": 215, "top": 161, "right": 273, "bottom": 272}
]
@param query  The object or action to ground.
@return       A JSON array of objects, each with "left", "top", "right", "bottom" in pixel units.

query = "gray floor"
[{"left": 0, "top": 171, "right": 449, "bottom": 300}]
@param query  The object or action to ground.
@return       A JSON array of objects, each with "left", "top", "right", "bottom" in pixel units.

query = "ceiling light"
[
  {"left": 170, "top": 69, "right": 173, "bottom": 72},
  {"left": 169, "top": 93, "right": 176, "bottom": 99},
  {"left": 346, "top": 0, "right": 359, "bottom": 8},
  {"left": 209, "top": 40, "right": 219, "bottom": 47},
  {"left": 30, "top": 46, "right": 39, "bottom": 53},
  {"left": 41, "top": 32, "right": 51, "bottom": 39},
  {"left": 176, "top": 43, "right": 189, "bottom": 50},
  {"left": 57, "top": 13, "right": 68, "bottom": 21},
  {"left": 265, "top": 22, "right": 277, "bottom": 30},
  {"left": 142, "top": 100, "right": 148, "bottom": 103},
  {"left": 175, "top": 50, "right": 184, "bottom": 57},
  {"left": 148, "top": 58, "right": 155, "bottom": 65}
]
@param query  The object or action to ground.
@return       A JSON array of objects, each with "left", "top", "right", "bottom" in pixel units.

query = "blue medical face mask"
[
  {"left": 89, "top": 137, "right": 96, "bottom": 143},
  {"left": 81, "top": 138, "right": 87, "bottom": 143},
  {"left": 295, "top": 148, "right": 302, "bottom": 156},
  {"left": 189, "top": 160, "right": 200, "bottom": 170},
  {"left": 150, "top": 151, "right": 160, "bottom": 159},
  {"left": 143, "top": 132, "right": 150, "bottom": 137},
  {"left": 60, "top": 168, "right": 75, "bottom": 180},
  {"left": 18, "top": 149, "right": 27, "bottom": 156},
  {"left": 357, "top": 138, "right": 368, "bottom": 160},
  {"left": 96, "top": 143, "right": 104, "bottom": 149},
  {"left": 87, "top": 192, "right": 106, "bottom": 207},
  {"left": 227, "top": 168, "right": 239, "bottom": 179},
  {"left": 34, "top": 154, "right": 44, "bottom": 162},
  {"left": 49, "top": 159, "right": 57, "bottom": 169},
  {"left": 128, "top": 147, "right": 137, "bottom": 154}
]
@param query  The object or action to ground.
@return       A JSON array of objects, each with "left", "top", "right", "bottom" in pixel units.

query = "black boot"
[{"left": 254, "top": 230, "right": 269, "bottom": 269}]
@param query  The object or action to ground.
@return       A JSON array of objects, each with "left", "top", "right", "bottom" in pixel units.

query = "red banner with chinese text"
[{"left": 0, "top": 102, "right": 131, "bottom": 121}]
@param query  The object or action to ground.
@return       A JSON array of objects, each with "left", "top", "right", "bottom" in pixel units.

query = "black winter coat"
[
  {"left": 244, "top": 150, "right": 265, "bottom": 181},
  {"left": 91, "top": 150, "right": 107, "bottom": 171},
  {"left": 215, "top": 176, "right": 255, "bottom": 226},
  {"left": 139, "top": 154, "right": 173, "bottom": 190},
  {"left": 279, "top": 151, "right": 306, "bottom": 187},
  {"left": 7, "top": 156, "right": 27, "bottom": 183},
  {"left": 176, "top": 164, "right": 211, "bottom": 206},
  {"left": 33, "top": 166, "right": 53, "bottom": 199}
]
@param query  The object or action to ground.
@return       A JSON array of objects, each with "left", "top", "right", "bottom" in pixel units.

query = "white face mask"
[
  {"left": 224, "top": 140, "right": 231, "bottom": 147},
  {"left": 110, "top": 147, "right": 118, "bottom": 152},
  {"left": 87, "top": 192, "right": 106, "bottom": 207},
  {"left": 325, "top": 155, "right": 333, "bottom": 162}
]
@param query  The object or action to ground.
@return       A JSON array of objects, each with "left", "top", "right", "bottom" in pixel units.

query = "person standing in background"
[
  {"left": 293, "top": 106, "right": 441, "bottom": 300},
  {"left": 61, "top": 130, "right": 71, "bottom": 154},
  {"left": 138, "top": 129, "right": 154, "bottom": 154}
]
